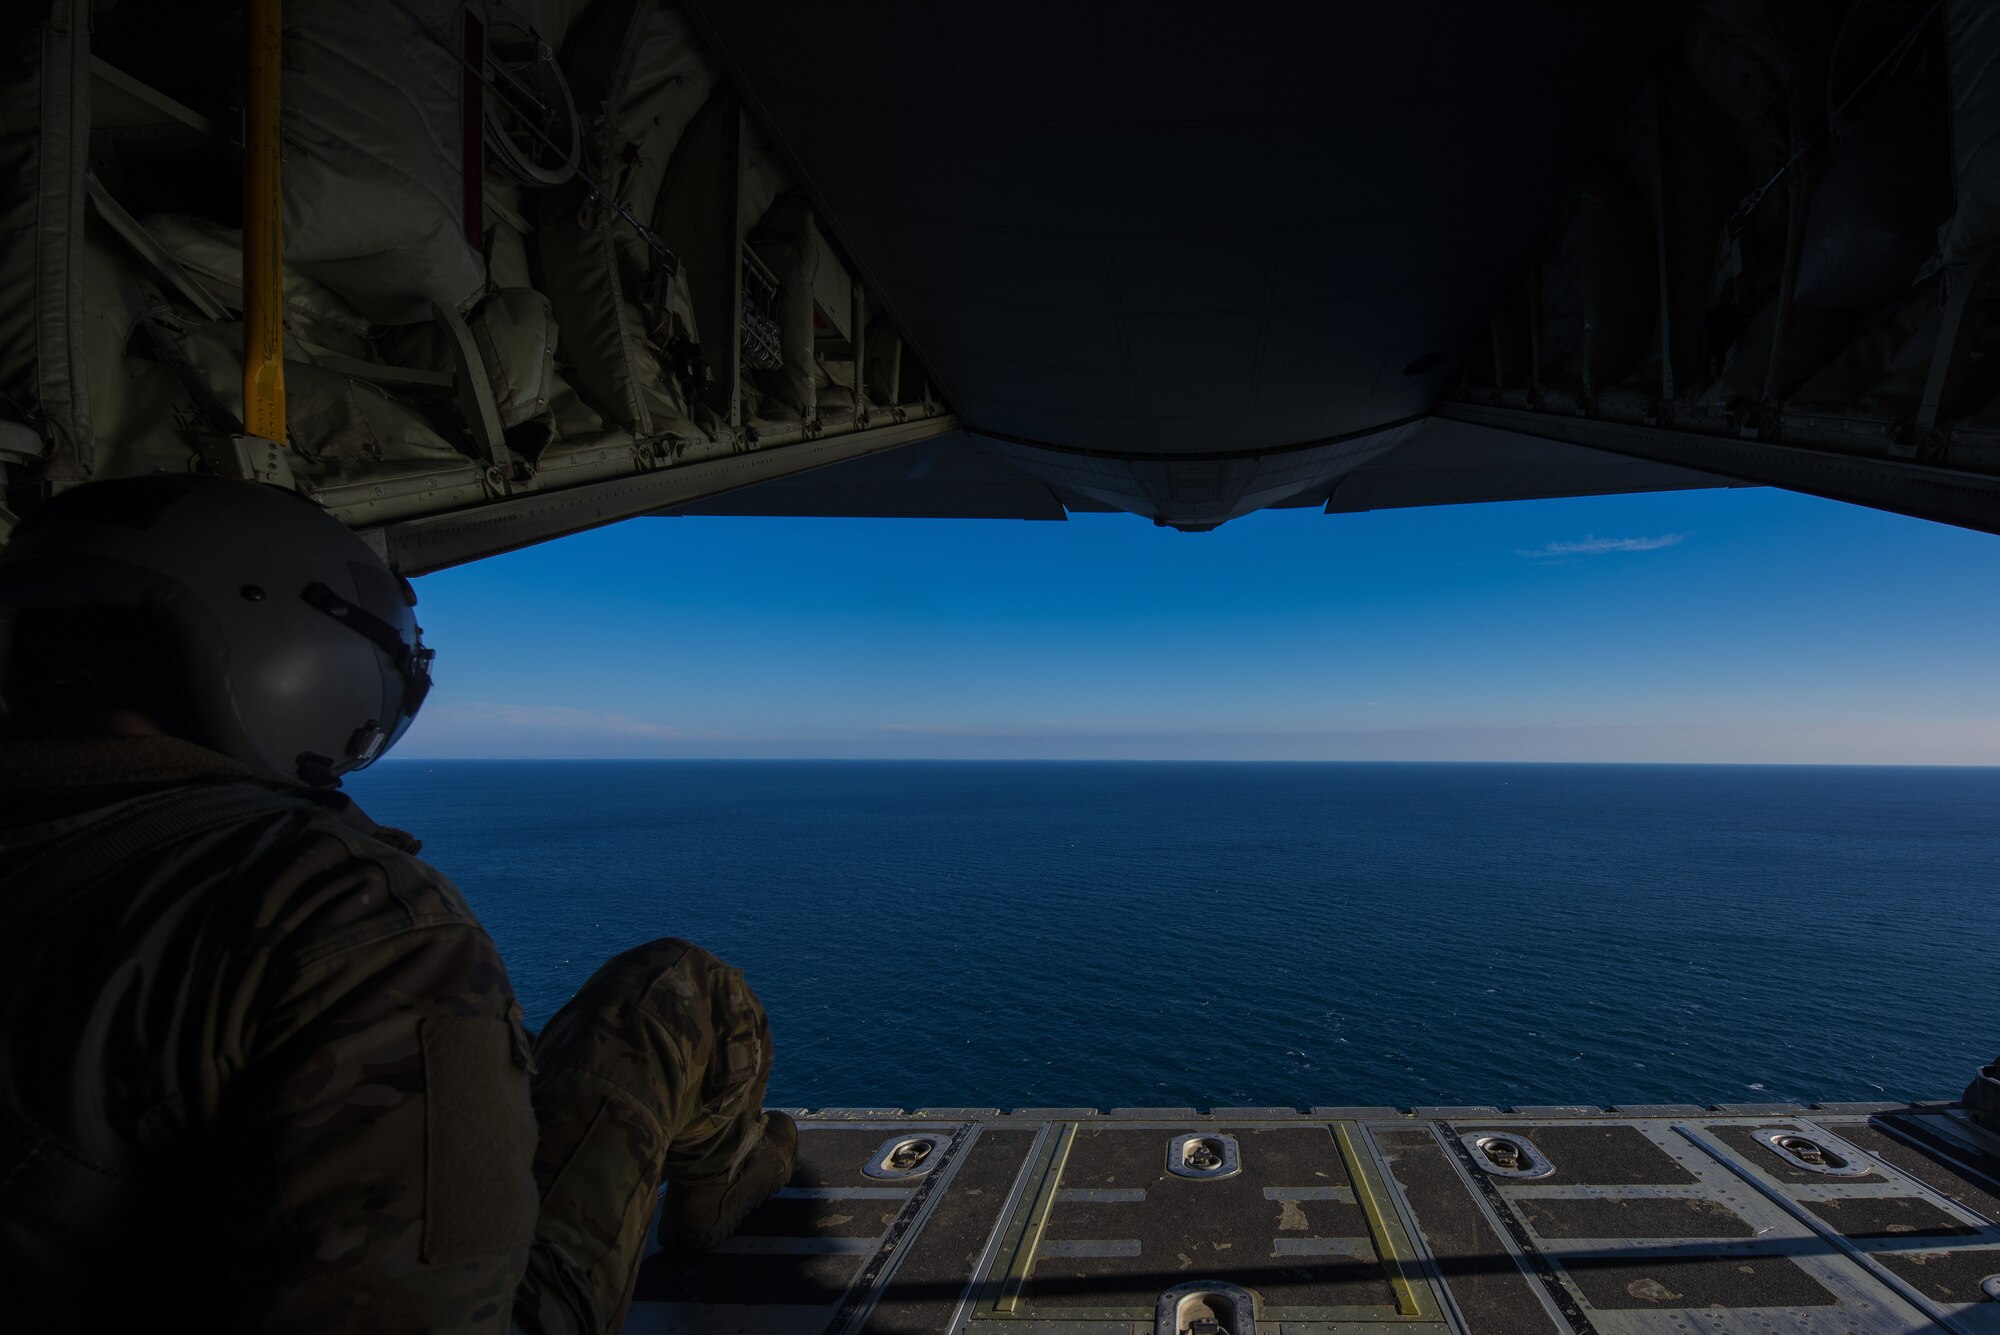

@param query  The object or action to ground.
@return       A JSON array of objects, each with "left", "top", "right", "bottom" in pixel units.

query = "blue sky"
[{"left": 390, "top": 484, "right": 2000, "bottom": 763}]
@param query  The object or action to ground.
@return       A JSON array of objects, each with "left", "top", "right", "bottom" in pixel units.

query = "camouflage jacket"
[{"left": 0, "top": 736, "right": 538, "bottom": 1333}]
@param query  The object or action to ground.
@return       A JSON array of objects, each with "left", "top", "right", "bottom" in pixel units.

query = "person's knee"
[
  {"left": 603, "top": 936, "right": 712, "bottom": 983},
  {"left": 561, "top": 937, "right": 714, "bottom": 1013},
  {"left": 554, "top": 938, "right": 769, "bottom": 1074},
  {"left": 609, "top": 940, "right": 771, "bottom": 1103},
  {"left": 532, "top": 939, "right": 709, "bottom": 1068}
]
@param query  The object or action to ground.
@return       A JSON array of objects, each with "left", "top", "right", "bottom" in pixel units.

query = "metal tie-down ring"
[
  {"left": 862, "top": 1132, "right": 947, "bottom": 1180},
  {"left": 1166, "top": 1132, "right": 1241, "bottom": 1180},
  {"left": 1756, "top": 1128, "right": 1873, "bottom": 1177},
  {"left": 1156, "top": 1280, "right": 1257, "bottom": 1335},
  {"left": 1461, "top": 1131, "right": 1555, "bottom": 1179}
]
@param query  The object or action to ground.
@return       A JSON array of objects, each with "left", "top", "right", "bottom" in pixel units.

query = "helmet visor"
[
  {"left": 301, "top": 582, "right": 434, "bottom": 771},
  {"left": 367, "top": 639, "right": 433, "bottom": 764}
]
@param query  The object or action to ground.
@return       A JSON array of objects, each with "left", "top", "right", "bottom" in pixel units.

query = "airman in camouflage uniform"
[
  {"left": 0, "top": 733, "right": 788, "bottom": 1334},
  {"left": 0, "top": 478, "right": 792, "bottom": 1333}
]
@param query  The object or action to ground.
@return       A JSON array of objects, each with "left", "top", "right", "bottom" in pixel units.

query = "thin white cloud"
[
  {"left": 426, "top": 702, "right": 686, "bottom": 739},
  {"left": 387, "top": 710, "right": 2000, "bottom": 764},
  {"left": 1520, "top": 533, "right": 1687, "bottom": 558},
  {"left": 879, "top": 722, "right": 1015, "bottom": 736}
]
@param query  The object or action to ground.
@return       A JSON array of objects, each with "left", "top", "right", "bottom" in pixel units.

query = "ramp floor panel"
[
  {"left": 1558, "top": 1252, "right": 1837, "bottom": 1309},
  {"left": 1512, "top": 1195, "right": 1758, "bottom": 1240},
  {"left": 1877, "top": 1247, "right": 2000, "bottom": 1305},
  {"left": 1802, "top": 1195, "right": 1980, "bottom": 1239},
  {"left": 1839, "top": 1118, "right": 2000, "bottom": 1220},
  {"left": 622, "top": 1105, "right": 2000, "bottom": 1335}
]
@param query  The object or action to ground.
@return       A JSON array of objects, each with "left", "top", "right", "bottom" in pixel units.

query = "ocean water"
[{"left": 345, "top": 761, "right": 2000, "bottom": 1112}]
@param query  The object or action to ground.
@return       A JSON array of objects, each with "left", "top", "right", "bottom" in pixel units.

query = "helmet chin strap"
[
  {"left": 294, "top": 750, "right": 340, "bottom": 788},
  {"left": 291, "top": 718, "right": 389, "bottom": 788}
]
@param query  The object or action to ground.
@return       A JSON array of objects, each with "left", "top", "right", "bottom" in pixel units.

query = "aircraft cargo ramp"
[{"left": 627, "top": 1104, "right": 2000, "bottom": 1335}]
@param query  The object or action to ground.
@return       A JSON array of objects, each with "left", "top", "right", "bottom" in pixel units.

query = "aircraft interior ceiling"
[
  {"left": 2, "top": 0, "right": 1996, "bottom": 563},
  {"left": 687, "top": 1, "right": 1675, "bottom": 527}
]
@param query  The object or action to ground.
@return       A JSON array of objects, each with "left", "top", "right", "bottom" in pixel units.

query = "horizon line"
[{"left": 377, "top": 755, "right": 2000, "bottom": 768}]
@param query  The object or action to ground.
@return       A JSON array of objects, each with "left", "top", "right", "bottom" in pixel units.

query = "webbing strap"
[{"left": 0, "top": 782, "right": 312, "bottom": 940}]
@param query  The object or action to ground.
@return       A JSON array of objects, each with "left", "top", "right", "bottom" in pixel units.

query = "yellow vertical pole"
[{"left": 242, "top": 0, "right": 286, "bottom": 442}]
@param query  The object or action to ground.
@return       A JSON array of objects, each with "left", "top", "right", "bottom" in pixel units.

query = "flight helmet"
[{"left": 0, "top": 474, "right": 432, "bottom": 784}]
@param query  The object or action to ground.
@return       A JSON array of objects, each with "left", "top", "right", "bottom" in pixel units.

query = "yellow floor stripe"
[
  {"left": 995, "top": 1122, "right": 1077, "bottom": 1313},
  {"left": 1334, "top": 1121, "right": 1424, "bottom": 1318}
]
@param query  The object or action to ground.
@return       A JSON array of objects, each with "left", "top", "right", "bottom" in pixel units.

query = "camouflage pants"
[{"left": 513, "top": 939, "right": 774, "bottom": 1335}]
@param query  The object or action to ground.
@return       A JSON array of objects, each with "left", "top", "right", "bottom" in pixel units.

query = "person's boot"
[
  {"left": 657, "top": 1111, "right": 798, "bottom": 1251},
  {"left": 1966, "top": 1059, "right": 2000, "bottom": 1134}
]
